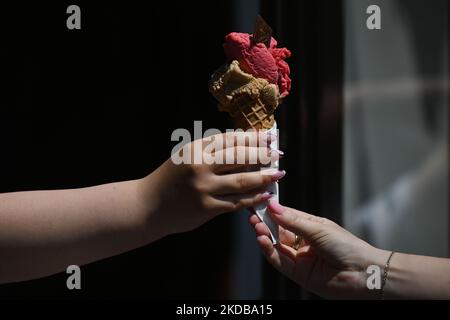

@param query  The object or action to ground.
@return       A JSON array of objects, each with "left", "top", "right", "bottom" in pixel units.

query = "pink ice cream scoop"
[{"left": 223, "top": 32, "right": 291, "bottom": 97}]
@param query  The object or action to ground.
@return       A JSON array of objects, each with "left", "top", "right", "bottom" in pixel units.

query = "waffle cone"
[
  {"left": 209, "top": 60, "right": 281, "bottom": 130},
  {"left": 219, "top": 94, "right": 275, "bottom": 130}
]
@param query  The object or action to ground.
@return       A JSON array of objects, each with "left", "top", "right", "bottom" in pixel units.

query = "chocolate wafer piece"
[{"left": 252, "top": 15, "right": 272, "bottom": 47}]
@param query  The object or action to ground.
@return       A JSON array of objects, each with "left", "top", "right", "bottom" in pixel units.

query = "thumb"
[{"left": 268, "top": 200, "right": 324, "bottom": 240}]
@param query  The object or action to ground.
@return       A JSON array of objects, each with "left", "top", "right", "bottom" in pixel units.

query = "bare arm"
[
  {"left": 0, "top": 179, "right": 160, "bottom": 283},
  {"left": 250, "top": 201, "right": 450, "bottom": 299},
  {"left": 0, "top": 132, "right": 281, "bottom": 283},
  {"left": 372, "top": 249, "right": 450, "bottom": 299}
]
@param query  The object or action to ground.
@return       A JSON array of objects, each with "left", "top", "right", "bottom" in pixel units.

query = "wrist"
[
  {"left": 135, "top": 174, "right": 170, "bottom": 241},
  {"left": 358, "top": 245, "right": 392, "bottom": 299},
  {"left": 363, "top": 251, "right": 450, "bottom": 299}
]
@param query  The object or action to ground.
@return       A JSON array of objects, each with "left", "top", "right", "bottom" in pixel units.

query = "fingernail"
[
  {"left": 270, "top": 149, "right": 284, "bottom": 158},
  {"left": 270, "top": 149, "right": 284, "bottom": 156},
  {"left": 269, "top": 150, "right": 283, "bottom": 162},
  {"left": 271, "top": 170, "right": 286, "bottom": 181},
  {"left": 269, "top": 200, "right": 285, "bottom": 215},
  {"left": 260, "top": 192, "right": 273, "bottom": 201}
]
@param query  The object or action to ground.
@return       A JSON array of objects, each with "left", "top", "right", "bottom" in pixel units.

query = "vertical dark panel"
[
  {"left": 0, "top": 0, "right": 235, "bottom": 299},
  {"left": 447, "top": 1, "right": 450, "bottom": 259},
  {"left": 260, "top": 0, "right": 343, "bottom": 299},
  {"left": 315, "top": 1, "right": 344, "bottom": 226}
]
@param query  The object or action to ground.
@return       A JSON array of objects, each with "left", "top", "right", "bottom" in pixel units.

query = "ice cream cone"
[
  {"left": 209, "top": 60, "right": 281, "bottom": 130},
  {"left": 209, "top": 18, "right": 291, "bottom": 245},
  {"left": 226, "top": 97, "right": 275, "bottom": 130}
]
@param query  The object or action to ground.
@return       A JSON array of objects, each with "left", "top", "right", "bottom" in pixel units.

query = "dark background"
[
  {"left": 0, "top": 0, "right": 344, "bottom": 299},
  {"left": 0, "top": 1, "right": 238, "bottom": 299}
]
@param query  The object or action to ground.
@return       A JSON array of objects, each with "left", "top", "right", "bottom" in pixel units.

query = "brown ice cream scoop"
[{"left": 209, "top": 60, "right": 281, "bottom": 130}]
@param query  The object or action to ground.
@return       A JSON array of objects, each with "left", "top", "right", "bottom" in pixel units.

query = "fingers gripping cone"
[
  {"left": 209, "top": 16, "right": 291, "bottom": 244},
  {"left": 254, "top": 122, "right": 280, "bottom": 244},
  {"left": 209, "top": 61, "right": 281, "bottom": 244}
]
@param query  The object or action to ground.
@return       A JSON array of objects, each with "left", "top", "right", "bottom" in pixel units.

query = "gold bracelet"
[{"left": 380, "top": 251, "right": 395, "bottom": 300}]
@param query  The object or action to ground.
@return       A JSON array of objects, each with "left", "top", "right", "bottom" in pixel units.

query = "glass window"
[{"left": 343, "top": 0, "right": 449, "bottom": 257}]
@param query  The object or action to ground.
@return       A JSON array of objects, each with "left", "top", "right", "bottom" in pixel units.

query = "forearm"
[
  {"left": 0, "top": 178, "right": 163, "bottom": 283},
  {"left": 372, "top": 249, "right": 450, "bottom": 299}
]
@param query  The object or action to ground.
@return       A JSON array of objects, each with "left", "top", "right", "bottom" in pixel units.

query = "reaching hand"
[
  {"left": 249, "top": 200, "right": 389, "bottom": 299},
  {"left": 141, "top": 131, "right": 285, "bottom": 236}
]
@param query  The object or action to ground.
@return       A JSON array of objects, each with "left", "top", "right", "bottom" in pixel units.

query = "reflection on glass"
[{"left": 343, "top": 0, "right": 448, "bottom": 257}]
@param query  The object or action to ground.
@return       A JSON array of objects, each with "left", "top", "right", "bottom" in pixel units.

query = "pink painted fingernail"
[
  {"left": 271, "top": 170, "right": 286, "bottom": 181},
  {"left": 270, "top": 149, "right": 284, "bottom": 156},
  {"left": 269, "top": 150, "right": 282, "bottom": 162},
  {"left": 260, "top": 192, "right": 274, "bottom": 201},
  {"left": 268, "top": 200, "right": 285, "bottom": 215}
]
